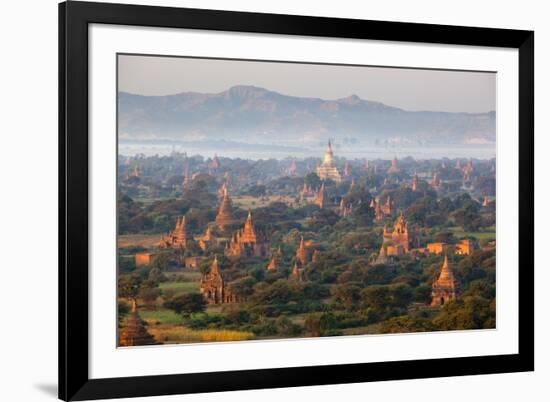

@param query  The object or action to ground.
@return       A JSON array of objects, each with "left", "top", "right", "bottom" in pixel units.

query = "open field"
[
  {"left": 118, "top": 233, "right": 162, "bottom": 248},
  {"left": 233, "top": 195, "right": 296, "bottom": 209},
  {"left": 448, "top": 226, "right": 496, "bottom": 241},
  {"left": 164, "top": 270, "right": 203, "bottom": 281},
  {"left": 140, "top": 308, "right": 182, "bottom": 326}
]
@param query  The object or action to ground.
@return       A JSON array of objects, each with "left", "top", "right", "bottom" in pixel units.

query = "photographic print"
[{"left": 116, "top": 54, "right": 496, "bottom": 347}]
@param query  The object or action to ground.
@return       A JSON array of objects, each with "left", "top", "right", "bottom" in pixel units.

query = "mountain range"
[{"left": 118, "top": 85, "right": 496, "bottom": 147}]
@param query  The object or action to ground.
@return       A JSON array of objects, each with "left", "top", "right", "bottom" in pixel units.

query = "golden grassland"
[{"left": 149, "top": 326, "right": 255, "bottom": 344}]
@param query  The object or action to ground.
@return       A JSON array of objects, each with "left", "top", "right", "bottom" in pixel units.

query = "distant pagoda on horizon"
[
  {"left": 387, "top": 156, "right": 400, "bottom": 174},
  {"left": 316, "top": 140, "right": 341, "bottom": 183}
]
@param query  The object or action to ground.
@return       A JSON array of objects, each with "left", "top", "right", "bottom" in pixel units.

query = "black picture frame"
[{"left": 59, "top": 1, "right": 534, "bottom": 400}]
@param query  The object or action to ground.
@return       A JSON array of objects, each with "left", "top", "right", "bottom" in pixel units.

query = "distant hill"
[{"left": 118, "top": 85, "right": 495, "bottom": 147}]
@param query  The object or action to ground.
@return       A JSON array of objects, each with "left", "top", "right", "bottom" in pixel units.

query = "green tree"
[
  {"left": 433, "top": 296, "right": 493, "bottom": 330},
  {"left": 138, "top": 287, "right": 161, "bottom": 304},
  {"left": 275, "top": 316, "right": 302, "bottom": 337},
  {"left": 118, "top": 275, "right": 143, "bottom": 305},
  {"left": 228, "top": 277, "right": 256, "bottom": 299},
  {"left": 413, "top": 283, "right": 432, "bottom": 304},
  {"left": 331, "top": 283, "right": 362, "bottom": 310},
  {"left": 164, "top": 293, "right": 206, "bottom": 316},
  {"left": 118, "top": 300, "right": 130, "bottom": 326},
  {"left": 304, "top": 172, "right": 321, "bottom": 189}
]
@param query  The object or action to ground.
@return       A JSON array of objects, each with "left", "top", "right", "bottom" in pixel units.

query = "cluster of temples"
[
  {"left": 375, "top": 212, "right": 477, "bottom": 265},
  {"left": 371, "top": 196, "right": 393, "bottom": 221},
  {"left": 131, "top": 140, "right": 485, "bottom": 313},
  {"left": 116, "top": 140, "right": 495, "bottom": 348},
  {"left": 225, "top": 211, "right": 269, "bottom": 257}
]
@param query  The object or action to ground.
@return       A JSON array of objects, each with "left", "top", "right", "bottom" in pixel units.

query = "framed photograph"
[{"left": 59, "top": 1, "right": 534, "bottom": 400}]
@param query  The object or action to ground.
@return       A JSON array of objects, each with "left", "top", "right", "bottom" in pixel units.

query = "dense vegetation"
[{"left": 118, "top": 153, "right": 496, "bottom": 343}]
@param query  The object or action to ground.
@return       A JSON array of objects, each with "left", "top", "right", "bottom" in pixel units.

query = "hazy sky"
[{"left": 118, "top": 54, "right": 496, "bottom": 113}]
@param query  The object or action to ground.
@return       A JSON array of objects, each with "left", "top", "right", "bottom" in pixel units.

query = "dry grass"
[
  {"left": 118, "top": 234, "right": 162, "bottom": 248},
  {"left": 149, "top": 326, "right": 255, "bottom": 344}
]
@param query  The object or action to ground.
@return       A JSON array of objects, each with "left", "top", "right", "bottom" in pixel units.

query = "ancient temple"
[
  {"left": 314, "top": 182, "right": 327, "bottom": 209},
  {"left": 363, "top": 159, "right": 370, "bottom": 171},
  {"left": 119, "top": 301, "right": 157, "bottom": 347},
  {"left": 463, "top": 159, "right": 474, "bottom": 180},
  {"left": 338, "top": 199, "right": 353, "bottom": 217},
  {"left": 316, "top": 140, "right": 341, "bottom": 182},
  {"left": 200, "top": 255, "right": 240, "bottom": 304},
  {"left": 218, "top": 181, "right": 228, "bottom": 199},
  {"left": 379, "top": 213, "right": 414, "bottom": 256},
  {"left": 286, "top": 159, "right": 297, "bottom": 176},
  {"left": 374, "top": 244, "right": 389, "bottom": 265},
  {"left": 455, "top": 239, "right": 475, "bottom": 255},
  {"left": 182, "top": 164, "right": 190, "bottom": 189},
  {"left": 159, "top": 215, "right": 189, "bottom": 249},
  {"left": 455, "top": 159, "right": 462, "bottom": 170},
  {"left": 349, "top": 178, "right": 356, "bottom": 192},
  {"left": 299, "top": 182, "right": 314, "bottom": 202},
  {"left": 198, "top": 225, "right": 216, "bottom": 251},
  {"left": 215, "top": 186, "right": 234, "bottom": 230},
  {"left": 431, "top": 172, "right": 441, "bottom": 189},
  {"left": 373, "top": 201, "right": 384, "bottom": 221},
  {"left": 290, "top": 262, "right": 303, "bottom": 281},
  {"left": 295, "top": 237, "right": 308, "bottom": 266},
  {"left": 431, "top": 255, "right": 460, "bottom": 306},
  {"left": 382, "top": 196, "right": 392, "bottom": 215},
  {"left": 343, "top": 163, "right": 350, "bottom": 177},
  {"left": 182, "top": 174, "right": 190, "bottom": 189},
  {"left": 372, "top": 196, "right": 392, "bottom": 221},
  {"left": 387, "top": 157, "right": 400, "bottom": 174},
  {"left": 411, "top": 172, "right": 418, "bottom": 191},
  {"left": 209, "top": 154, "right": 220, "bottom": 173},
  {"left": 266, "top": 256, "right": 277, "bottom": 271},
  {"left": 225, "top": 211, "right": 268, "bottom": 257}
]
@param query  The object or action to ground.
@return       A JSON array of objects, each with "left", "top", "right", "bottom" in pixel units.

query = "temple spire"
[
  {"left": 267, "top": 256, "right": 277, "bottom": 271},
  {"left": 210, "top": 255, "right": 219, "bottom": 276},
  {"left": 431, "top": 254, "right": 460, "bottom": 306},
  {"left": 315, "top": 182, "right": 327, "bottom": 208},
  {"left": 317, "top": 139, "right": 341, "bottom": 182},
  {"left": 291, "top": 262, "right": 302, "bottom": 281},
  {"left": 215, "top": 186, "right": 233, "bottom": 229},
  {"left": 241, "top": 210, "right": 257, "bottom": 243},
  {"left": 439, "top": 254, "right": 453, "bottom": 281}
]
